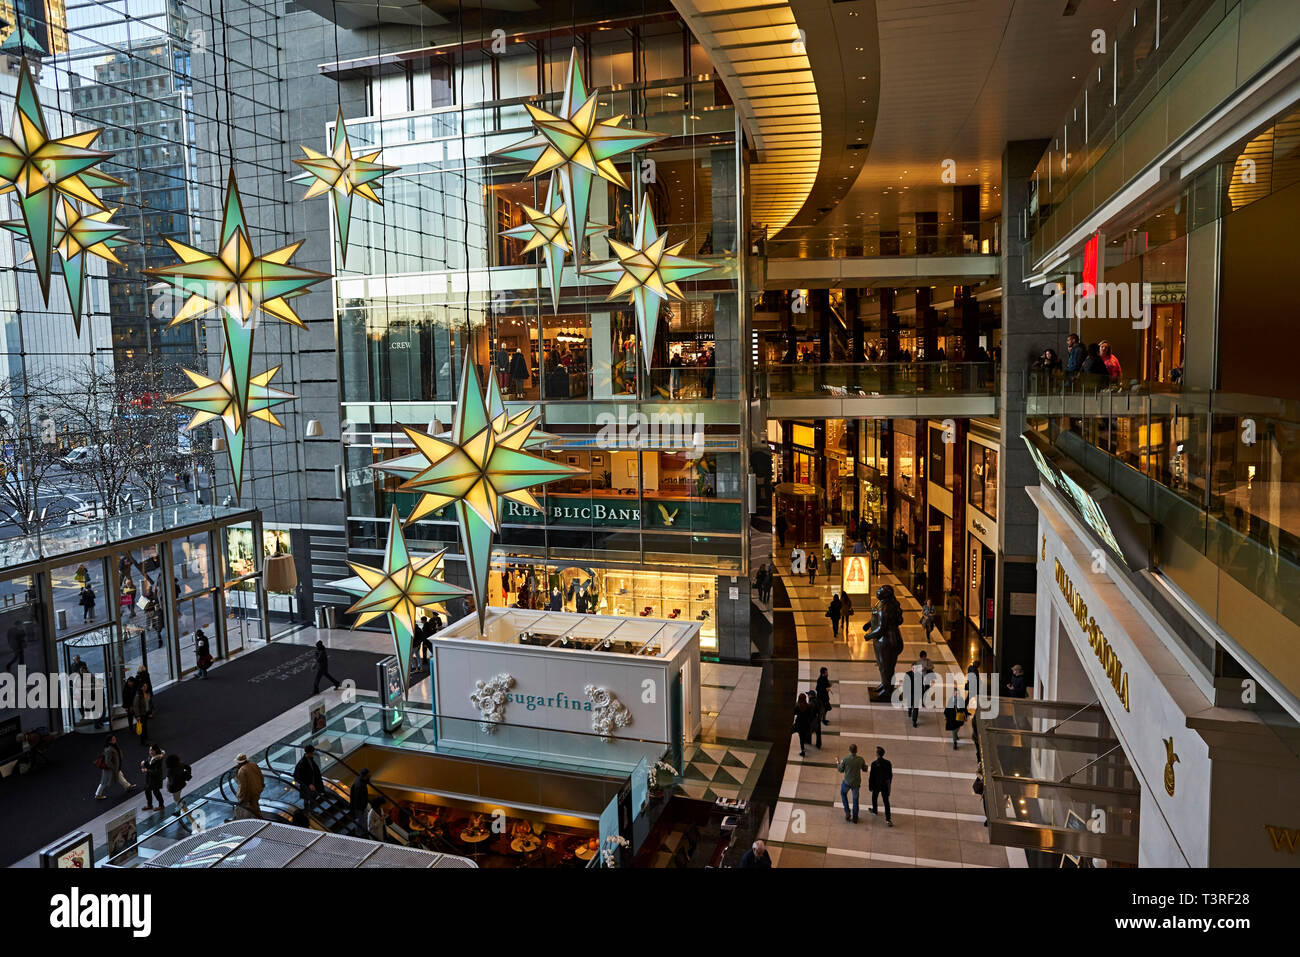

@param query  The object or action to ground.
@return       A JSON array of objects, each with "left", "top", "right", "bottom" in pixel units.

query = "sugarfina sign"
[
  {"left": 1054, "top": 559, "right": 1130, "bottom": 711},
  {"left": 509, "top": 690, "right": 593, "bottom": 712}
]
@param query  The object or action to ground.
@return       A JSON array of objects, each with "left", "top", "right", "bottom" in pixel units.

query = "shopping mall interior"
[{"left": 0, "top": 0, "right": 1296, "bottom": 892}]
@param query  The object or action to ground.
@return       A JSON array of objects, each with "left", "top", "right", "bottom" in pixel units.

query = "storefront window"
[
  {"left": 969, "top": 445, "right": 999, "bottom": 519},
  {"left": 172, "top": 531, "right": 213, "bottom": 598},
  {"left": 224, "top": 524, "right": 258, "bottom": 581}
]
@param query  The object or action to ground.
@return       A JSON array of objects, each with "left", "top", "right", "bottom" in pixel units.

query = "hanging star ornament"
[
  {"left": 167, "top": 362, "right": 295, "bottom": 499},
  {"left": 0, "top": 57, "right": 126, "bottom": 310},
  {"left": 330, "top": 505, "right": 467, "bottom": 689},
  {"left": 492, "top": 49, "right": 663, "bottom": 259},
  {"left": 376, "top": 362, "right": 584, "bottom": 634},
  {"left": 145, "top": 170, "right": 329, "bottom": 499},
  {"left": 501, "top": 174, "right": 603, "bottom": 312},
  {"left": 293, "top": 109, "right": 398, "bottom": 257},
  {"left": 1, "top": 197, "right": 132, "bottom": 334},
  {"left": 584, "top": 195, "right": 712, "bottom": 369}
]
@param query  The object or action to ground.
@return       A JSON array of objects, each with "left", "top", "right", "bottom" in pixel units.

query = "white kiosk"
[{"left": 427, "top": 608, "right": 702, "bottom": 773}]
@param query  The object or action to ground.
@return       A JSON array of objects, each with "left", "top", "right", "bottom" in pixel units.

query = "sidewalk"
[{"left": 758, "top": 553, "right": 1025, "bottom": 868}]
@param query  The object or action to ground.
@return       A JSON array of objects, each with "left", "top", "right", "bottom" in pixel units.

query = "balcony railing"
[
  {"left": 1025, "top": 370, "right": 1300, "bottom": 637},
  {"left": 754, "top": 361, "right": 999, "bottom": 399}
]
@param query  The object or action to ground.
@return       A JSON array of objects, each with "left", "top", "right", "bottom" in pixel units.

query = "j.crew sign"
[{"left": 1055, "top": 559, "right": 1130, "bottom": 712}]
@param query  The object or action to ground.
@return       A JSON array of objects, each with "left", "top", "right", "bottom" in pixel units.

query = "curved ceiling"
[{"left": 671, "top": 0, "right": 822, "bottom": 236}]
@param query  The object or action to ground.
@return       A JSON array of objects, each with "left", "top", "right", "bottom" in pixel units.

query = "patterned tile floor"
[{"left": 759, "top": 556, "right": 1026, "bottom": 868}]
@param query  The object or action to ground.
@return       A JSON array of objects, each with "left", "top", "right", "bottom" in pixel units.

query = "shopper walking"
[
  {"left": 806, "top": 686, "right": 824, "bottom": 750},
  {"left": 823, "top": 544, "right": 835, "bottom": 577},
  {"left": 776, "top": 512, "right": 788, "bottom": 548},
  {"left": 868, "top": 747, "right": 893, "bottom": 825},
  {"left": 792, "top": 693, "right": 814, "bottom": 757},
  {"left": 132, "top": 681, "right": 152, "bottom": 746},
  {"left": 367, "top": 797, "right": 388, "bottom": 842},
  {"left": 921, "top": 600, "right": 937, "bottom": 642},
  {"left": 826, "top": 594, "right": 842, "bottom": 638},
  {"left": 944, "top": 685, "right": 968, "bottom": 750},
  {"left": 93, "top": 734, "right": 136, "bottom": 800},
  {"left": 140, "top": 744, "right": 166, "bottom": 810},
  {"left": 1099, "top": 340, "right": 1122, "bottom": 383},
  {"left": 194, "top": 628, "right": 212, "bottom": 678},
  {"left": 837, "top": 743, "right": 868, "bottom": 823},
  {"left": 869, "top": 544, "right": 881, "bottom": 575},
  {"left": 807, "top": 552, "right": 818, "bottom": 585},
  {"left": 312, "top": 640, "right": 342, "bottom": 695},
  {"left": 164, "top": 753, "right": 191, "bottom": 810},
  {"left": 840, "top": 591, "right": 854, "bottom": 633},
  {"left": 906, "top": 651, "right": 935, "bottom": 727},
  {"left": 233, "top": 753, "right": 265, "bottom": 820},
  {"left": 816, "top": 666, "right": 832, "bottom": 725},
  {"left": 966, "top": 661, "right": 982, "bottom": 714},
  {"left": 294, "top": 744, "right": 324, "bottom": 814},
  {"left": 350, "top": 768, "right": 373, "bottom": 829}
]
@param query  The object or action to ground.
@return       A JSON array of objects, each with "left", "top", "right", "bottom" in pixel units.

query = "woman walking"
[
  {"left": 140, "top": 744, "right": 166, "bottom": 810},
  {"left": 164, "top": 753, "right": 192, "bottom": 811},
  {"left": 793, "top": 693, "right": 814, "bottom": 757},
  {"left": 921, "top": 600, "right": 937, "bottom": 643},
  {"left": 93, "top": 734, "right": 136, "bottom": 800},
  {"left": 132, "top": 680, "right": 152, "bottom": 746},
  {"left": 840, "top": 591, "right": 854, "bottom": 634},
  {"left": 944, "top": 685, "right": 968, "bottom": 750}
]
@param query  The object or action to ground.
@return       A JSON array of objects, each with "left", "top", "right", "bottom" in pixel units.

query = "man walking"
[
  {"left": 312, "top": 640, "right": 342, "bottom": 695},
  {"left": 776, "top": 512, "right": 788, "bottom": 548},
  {"left": 294, "top": 744, "right": 324, "bottom": 814},
  {"left": 837, "top": 743, "right": 868, "bottom": 823},
  {"left": 868, "top": 746, "right": 893, "bottom": 825},
  {"left": 93, "top": 734, "right": 137, "bottom": 800},
  {"left": 905, "top": 651, "right": 934, "bottom": 727}
]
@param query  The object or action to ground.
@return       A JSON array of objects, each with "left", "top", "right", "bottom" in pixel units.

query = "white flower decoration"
[
  {"left": 470, "top": 673, "right": 514, "bottom": 733},
  {"left": 584, "top": 684, "right": 632, "bottom": 741}
]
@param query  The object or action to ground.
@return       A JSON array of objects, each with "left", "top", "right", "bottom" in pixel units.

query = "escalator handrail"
[{"left": 259, "top": 745, "right": 462, "bottom": 854}]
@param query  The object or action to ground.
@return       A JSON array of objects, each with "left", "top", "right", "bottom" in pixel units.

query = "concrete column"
[{"left": 997, "top": 138, "right": 1050, "bottom": 675}]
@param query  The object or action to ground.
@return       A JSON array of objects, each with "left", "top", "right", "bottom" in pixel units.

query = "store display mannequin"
[{"left": 864, "top": 585, "right": 904, "bottom": 699}]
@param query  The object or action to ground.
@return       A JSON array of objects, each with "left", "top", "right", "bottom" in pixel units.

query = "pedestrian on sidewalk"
[
  {"left": 234, "top": 753, "right": 265, "bottom": 820},
  {"left": 816, "top": 666, "right": 832, "bottom": 725},
  {"left": 921, "top": 600, "right": 937, "bottom": 642},
  {"left": 840, "top": 591, "right": 854, "bottom": 633},
  {"left": 792, "top": 693, "right": 814, "bottom": 757},
  {"left": 826, "top": 594, "right": 842, "bottom": 638},
  {"left": 312, "top": 640, "right": 342, "bottom": 695},
  {"left": 294, "top": 744, "right": 324, "bottom": 814},
  {"left": 944, "top": 685, "right": 968, "bottom": 750},
  {"left": 93, "top": 734, "right": 137, "bottom": 800},
  {"left": 164, "top": 753, "right": 191, "bottom": 810},
  {"left": 868, "top": 747, "right": 893, "bottom": 825},
  {"left": 79, "top": 584, "right": 96, "bottom": 622},
  {"left": 837, "top": 743, "right": 868, "bottom": 823},
  {"left": 807, "top": 552, "right": 818, "bottom": 585},
  {"left": 140, "top": 743, "right": 166, "bottom": 810}
]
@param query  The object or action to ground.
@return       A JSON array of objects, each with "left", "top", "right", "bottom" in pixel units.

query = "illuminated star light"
[
  {"left": 331, "top": 505, "right": 467, "bottom": 689},
  {"left": 0, "top": 57, "right": 126, "bottom": 307},
  {"left": 376, "top": 363, "right": 584, "bottom": 634},
  {"left": 584, "top": 195, "right": 712, "bottom": 370},
  {"left": 501, "top": 175, "right": 604, "bottom": 312},
  {"left": 145, "top": 170, "right": 329, "bottom": 442},
  {"left": 1, "top": 197, "right": 132, "bottom": 334},
  {"left": 293, "top": 109, "right": 398, "bottom": 257},
  {"left": 492, "top": 49, "right": 663, "bottom": 259},
  {"left": 167, "top": 362, "right": 295, "bottom": 500}
]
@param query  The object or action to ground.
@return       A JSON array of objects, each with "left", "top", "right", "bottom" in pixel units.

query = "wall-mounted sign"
[
  {"left": 1008, "top": 592, "right": 1036, "bottom": 616},
  {"left": 377, "top": 656, "right": 405, "bottom": 733},
  {"left": 1054, "top": 559, "right": 1130, "bottom": 711}
]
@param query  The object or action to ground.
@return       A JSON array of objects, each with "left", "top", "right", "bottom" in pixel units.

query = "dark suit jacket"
[{"left": 868, "top": 757, "right": 893, "bottom": 792}]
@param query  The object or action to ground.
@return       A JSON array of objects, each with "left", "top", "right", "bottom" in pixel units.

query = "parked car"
[{"left": 60, "top": 445, "right": 111, "bottom": 467}]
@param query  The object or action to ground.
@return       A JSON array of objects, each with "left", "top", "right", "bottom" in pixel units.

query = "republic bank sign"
[{"left": 504, "top": 499, "right": 640, "bottom": 525}]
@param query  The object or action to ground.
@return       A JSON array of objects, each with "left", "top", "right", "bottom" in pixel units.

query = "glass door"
[{"left": 176, "top": 591, "right": 218, "bottom": 676}]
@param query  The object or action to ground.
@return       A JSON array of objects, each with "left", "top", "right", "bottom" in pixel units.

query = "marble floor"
[{"left": 757, "top": 557, "right": 1026, "bottom": 868}]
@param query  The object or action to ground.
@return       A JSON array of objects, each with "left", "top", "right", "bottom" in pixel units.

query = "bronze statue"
[{"left": 864, "top": 584, "right": 904, "bottom": 699}]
